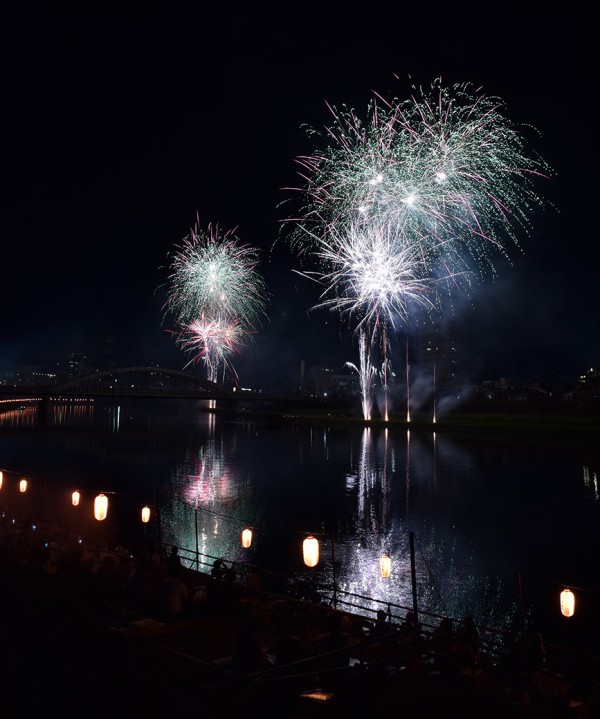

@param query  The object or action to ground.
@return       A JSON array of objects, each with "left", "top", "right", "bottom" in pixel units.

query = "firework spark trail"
[
  {"left": 346, "top": 327, "right": 378, "bottom": 420},
  {"left": 298, "top": 219, "right": 462, "bottom": 421},
  {"left": 175, "top": 316, "right": 245, "bottom": 382},
  {"left": 283, "top": 77, "right": 552, "bottom": 419},
  {"left": 162, "top": 219, "right": 269, "bottom": 384}
]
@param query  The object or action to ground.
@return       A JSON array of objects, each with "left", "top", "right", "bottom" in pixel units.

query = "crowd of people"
[{"left": 1, "top": 505, "right": 599, "bottom": 717}]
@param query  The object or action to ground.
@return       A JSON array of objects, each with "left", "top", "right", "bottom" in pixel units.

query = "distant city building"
[
  {"left": 67, "top": 352, "right": 91, "bottom": 378},
  {"left": 416, "top": 320, "right": 458, "bottom": 390},
  {"left": 575, "top": 367, "right": 599, "bottom": 399},
  {"left": 301, "top": 364, "right": 360, "bottom": 397},
  {"left": 0, "top": 364, "right": 52, "bottom": 386}
]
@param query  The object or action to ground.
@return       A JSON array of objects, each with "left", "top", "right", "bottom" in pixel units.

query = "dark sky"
[{"left": 0, "top": 6, "right": 595, "bottom": 390}]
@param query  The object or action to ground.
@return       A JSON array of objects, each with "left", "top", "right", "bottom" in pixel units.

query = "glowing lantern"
[
  {"left": 303, "top": 535, "right": 319, "bottom": 568},
  {"left": 241, "top": 527, "right": 252, "bottom": 548},
  {"left": 19, "top": 479, "right": 27, "bottom": 493},
  {"left": 72, "top": 490, "right": 80, "bottom": 506},
  {"left": 380, "top": 554, "right": 391, "bottom": 578},
  {"left": 560, "top": 588, "right": 575, "bottom": 618},
  {"left": 94, "top": 493, "right": 108, "bottom": 521},
  {"left": 141, "top": 505, "right": 151, "bottom": 523},
  {"left": 0, "top": 470, "right": 3, "bottom": 490}
]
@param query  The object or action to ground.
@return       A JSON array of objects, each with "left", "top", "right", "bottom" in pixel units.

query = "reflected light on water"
[
  {"left": 583, "top": 465, "right": 599, "bottom": 501},
  {"left": 160, "top": 416, "right": 519, "bottom": 633}
]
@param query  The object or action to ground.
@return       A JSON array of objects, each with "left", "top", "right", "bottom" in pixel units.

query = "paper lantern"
[
  {"left": 560, "top": 588, "right": 575, "bottom": 618},
  {"left": 19, "top": 479, "right": 27, "bottom": 493},
  {"left": 72, "top": 490, "right": 80, "bottom": 506},
  {"left": 94, "top": 493, "right": 108, "bottom": 521},
  {"left": 141, "top": 505, "right": 151, "bottom": 523},
  {"left": 0, "top": 470, "right": 3, "bottom": 490},
  {"left": 241, "top": 527, "right": 252, "bottom": 548},
  {"left": 303, "top": 535, "right": 319, "bottom": 567},
  {"left": 380, "top": 554, "right": 391, "bottom": 578}
]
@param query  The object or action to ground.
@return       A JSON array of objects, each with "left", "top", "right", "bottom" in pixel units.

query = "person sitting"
[
  {"left": 313, "top": 611, "right": 351, "bottom": 672},
  {"left": 365, "top": 609, "right": 398, "bottom": 663},
  {"left": 159, "top": 565, "right": 189, "bottom": 622},
  {"left": 398, "top": 610, "right": 423, "bottom": 652},
  {"left": 232, "top": 616, "right": 270, "bottom": 676},
  {"left": 268, "top": 625, "right": 306, "bottom": 671},
  {"left": 166, "top": 545, "right": 182, "bottom": 576},
  {"left": 430, "top": 617, "right": 458, "bottom": 673},
  {"left": 210, "top": 558, "right": 227, "bottom": 581},
  {"left": 369, "top": 609, "right": 392, "bottom": 639},
  {"left": 455, "top": 615, "right": 481, "bottom": 671}
]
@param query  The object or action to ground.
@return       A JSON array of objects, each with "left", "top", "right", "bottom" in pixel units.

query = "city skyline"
[{"left": 1, "top": 7, "right": 595, "bottom": 390}]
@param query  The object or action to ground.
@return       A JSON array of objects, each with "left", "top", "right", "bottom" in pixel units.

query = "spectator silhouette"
[
  {"left": 268, "top": 626, "right": 306, "bottom": 670},
  {"left": 369, "top": 609, "right": 392, "bottom": 639},
  {"left": 365, "top": 608, "right": 398, "bottom": 663},
  {"left": 211, "top": 558, "right": 227, "bottom": 581},
  {"left": 314, "top": 611, "right": 351, "bottom": 672},
  {"left": 243, "top": 564, "right": 263, "bottom": 600},
  {"left": 233, "top": 616, "right": 269, "bottom": 676},
  {"left": 123, "top": 560, "right": 146, "bottom": 618},
  {"left": 159, "top": 565, "right": 189, "bottom": 622},
  {"left": 430, "top": 617, "right": 457, "bottom": 673},
  {"left": 398, "top": 610, "right": 423, "bottom": 652},
  {"left": 167, "top": 545, "right": 182, "bottom": 575},
  {"left": 455, "top": 615, "right": 481, "bottom": 670}
]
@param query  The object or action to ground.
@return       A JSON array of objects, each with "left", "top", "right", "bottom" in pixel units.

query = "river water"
[{"left": 1, "top": 397, "right": 598, "bottom": 653}]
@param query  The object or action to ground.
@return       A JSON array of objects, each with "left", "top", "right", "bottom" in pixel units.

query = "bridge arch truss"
[{"left": 51, "top": 366, "right": 233, "bottom": 399}]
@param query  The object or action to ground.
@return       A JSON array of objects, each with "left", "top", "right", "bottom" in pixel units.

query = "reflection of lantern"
[
  {"left": 241, "top": 528, "right": 252, "bottom": 548},
  {"left": 303, "top": 535, "right": 319, "bottom": 567},
  {"left": 19, "top": 479, "right": 27, "bottom": 493},
  {"left": 141, "top": 505, "right": 151, "bottom": 523},
  {"left": 72, "top": 490, "right": 80, "bottom": 507},
  {"left": 94, "top": 493, "right": 108, "bottom": 521},
  {"left": 380, "top": 554, "right": 391, "bottom": 578},
  {"left": 560, "top": 588, "right": 575, "bottom": 618}
]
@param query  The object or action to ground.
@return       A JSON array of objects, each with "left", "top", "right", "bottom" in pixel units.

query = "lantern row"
[{"left": 0, "top": 471, "right": 579, "bottom": 618}]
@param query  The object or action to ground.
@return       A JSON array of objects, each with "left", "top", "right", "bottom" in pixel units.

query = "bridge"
[{"left": 0, "top": 366, "right": 235, "bottom": 401}]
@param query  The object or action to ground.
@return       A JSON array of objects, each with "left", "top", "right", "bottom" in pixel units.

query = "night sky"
[{"left": 1, "top": 6, "right": 595, "bottom": 390}]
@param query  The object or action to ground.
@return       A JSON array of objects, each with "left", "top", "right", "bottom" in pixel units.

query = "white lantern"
[
  {"left": 560, "top": 588, "right": 575, "bottom": 618},
  {"left": 141, "top": 505, "right": 151, "bottom": 523},
  {"left": 72, "top": 490, "right": 80, "bottom": 507},
  {"left": 0, "top": 470, "right": 3, "bottom": 490},
  {"left": 19, "top": 479, "right": 27, "bottom": 493},
  {"left": 303, "top": 535, "right": 319, "bottom": 568},
  {"left": 241, "top": 527, "right": 252, "bottom": 548},
  {"left": 380, "top": 554, "right": 391, "bottom": 578},
  {"left": 94, "top": 493, "right": 108, "bottom": 521}
]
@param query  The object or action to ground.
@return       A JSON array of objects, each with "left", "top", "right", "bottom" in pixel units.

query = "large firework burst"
[
  {"left": 162, "top": 219, "right": 269, "bottom": 383},
  {"left": 164, "top": 221, "right": 268, "bottom": 329},
  {"left": 283, "top": 77, "right": 552, "bottom": 418}
]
